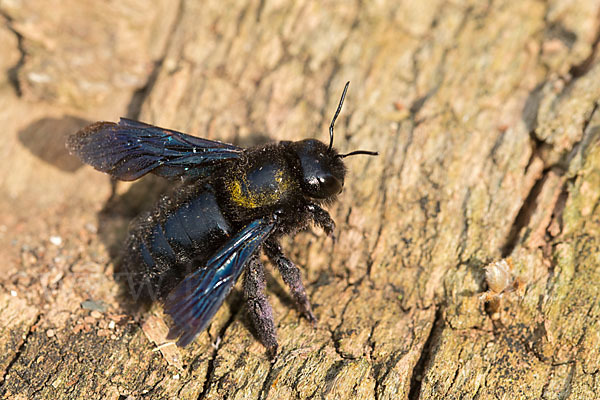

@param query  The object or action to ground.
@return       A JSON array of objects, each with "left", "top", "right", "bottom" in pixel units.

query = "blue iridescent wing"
[
  {"left": 164, "top": 217, "right": 276, "bottom": 347},
  {"left": 67, "top": 118, "right": 242, "bottom": 181}
]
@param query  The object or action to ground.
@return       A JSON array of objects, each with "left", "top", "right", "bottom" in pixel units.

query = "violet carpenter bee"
[{"left": 67, "top": 82, "right": 377, "bottom": 357}]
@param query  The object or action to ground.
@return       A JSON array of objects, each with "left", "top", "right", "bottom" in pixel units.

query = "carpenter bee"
[{"left": 67, "top": 82, "right": 377, "bottom": 357}]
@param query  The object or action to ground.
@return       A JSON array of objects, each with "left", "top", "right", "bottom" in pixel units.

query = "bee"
[{"left": 67, "top": 82, "right": 377, "bottom": 357}]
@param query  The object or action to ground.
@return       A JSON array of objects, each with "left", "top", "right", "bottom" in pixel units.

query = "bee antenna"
[
  {"left": 337, "top": 150, "right": 379, "bottom": 158},
  {"left": 329, "top": 81, "right": 350, "bottom": 152}
]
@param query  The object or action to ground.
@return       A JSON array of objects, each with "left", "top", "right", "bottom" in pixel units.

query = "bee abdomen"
[{"left": 123, "top": 186, "right": 232, "bottom": 300}]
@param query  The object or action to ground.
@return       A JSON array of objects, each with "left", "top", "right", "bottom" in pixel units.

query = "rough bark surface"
[{"left": 1, "top": 1, "right": 600, "bottom": 399}]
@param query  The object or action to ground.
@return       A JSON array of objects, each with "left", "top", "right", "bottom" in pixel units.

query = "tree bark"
[{"left": 1, "top": 1, "right": 600, "bottom": 399}]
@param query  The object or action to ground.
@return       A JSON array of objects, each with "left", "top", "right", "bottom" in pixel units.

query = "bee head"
[
  {"left": 290, "top": 139, "right": 346, "bottom": 199},
  {"left": 291, "top": 82, "right": 377, "bottom": 200}
]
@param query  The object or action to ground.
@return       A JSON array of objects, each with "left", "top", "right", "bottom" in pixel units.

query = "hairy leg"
[
  {"left": 306, "top": 203, "right": 336, "bottom": 238},
  {"left": 264, "top": 239, "right": 317, "bottom": 324},
  {"left": 243, "top": 256, "right": 278, "bottom": 358}
]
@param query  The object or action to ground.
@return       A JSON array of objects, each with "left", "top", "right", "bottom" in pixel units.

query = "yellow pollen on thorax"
[{"left": 227, "top": 169, "right": 294, "bottom": 209}]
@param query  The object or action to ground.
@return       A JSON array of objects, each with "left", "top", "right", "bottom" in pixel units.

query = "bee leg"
[
  {"left": 264, "top": 239, "right": 317, "bottom": 325},
  {"left": 307, "top": 204, "right": 336, "bottom": 238},
  {"left": 243, "top": 255, "right": 278, "bottom": 358}
]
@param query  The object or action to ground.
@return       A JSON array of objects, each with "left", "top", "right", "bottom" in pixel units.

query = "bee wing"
[
  {"left": 164, "top": 217, "right": 275, "bottom": 347},
  {"left": 66, "top": 118, "right": 242, "bottom": 181}
]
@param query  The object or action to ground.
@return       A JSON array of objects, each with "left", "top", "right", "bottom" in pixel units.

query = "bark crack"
[
  {"left": 329, "top": 289, "right": 360, "bottom": 360},
  {"left": 198, "top": 299, "right": 244, "bottom": 399},
  {"left": 407, "top": 305, "right": 442, "bottom": 400},
  {"left": 316, "top": 0, "right": 362, "bottom": 133},
  {"left": 0, "top": 313, "right": 41, "bottom": 387},
  {"left": 503, "top": 99, "right": 600, "bottom": 256},
  {"left": 568, "top": 8, "right": 600, "bottom": 79},
  {"left": 501, "top": 166, "right": 547, "bottom": 257},
  {"left": 126, "top": 0, "right": 185, "bottom": 120},
  {"left": 258, "top": 359, "right": 279, "bottom": 400},
  {"left": 0, "top": 10, "right": 27, "bottom": 96}
]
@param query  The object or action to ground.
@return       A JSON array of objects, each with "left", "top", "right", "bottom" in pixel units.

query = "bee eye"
[
  {"left": 318, "top": 175, "right": 342, "bottom": 195},
  {"left": 303, "top": 173, "right": 342, "bottom": 198}
]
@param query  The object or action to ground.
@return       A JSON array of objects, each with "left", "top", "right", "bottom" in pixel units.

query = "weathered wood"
[{"left": 1, "top": 0, "right": 600, "bottom": 399}]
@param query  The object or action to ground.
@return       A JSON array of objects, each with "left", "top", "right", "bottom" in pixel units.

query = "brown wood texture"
[{"left": 1, "top": 1, "right": 600, "bottom": 399}]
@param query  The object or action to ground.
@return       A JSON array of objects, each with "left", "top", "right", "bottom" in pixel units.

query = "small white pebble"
[
  {"left": 173, "top": 374, "right": 180, "bottom": 380},
  {"left": 10, "top": 290, "right": 17, "bottom": 297},
  {"left": 485, "top": 259, "right": 512, "bottom": 293},
  {"left": 164, "top": 58, "right": 177, "bottom": 72},
  {"left": 28, "top": 71, "right": 52, "bottom": 83},
  {"left": 46, "top": 329, "right": 55, "bottom": 337},
  {"left": 108, "top": 321, "right": 116, "bottom": 329},
  {"left": 85, "top": 223, "right": 98, "bottom": 233},
  {"left": 49, "top": 236, "right": 62, "bottom": 246}
]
